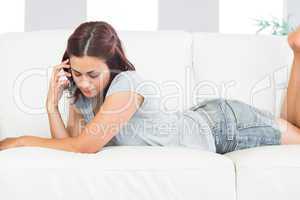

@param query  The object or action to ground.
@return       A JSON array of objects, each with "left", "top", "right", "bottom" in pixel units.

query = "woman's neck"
[{"left": 92, "top": 92, "right": 104, "bottom": 115}]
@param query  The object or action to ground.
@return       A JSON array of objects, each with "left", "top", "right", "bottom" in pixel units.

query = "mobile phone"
[{"left": 62, "top": 59, "right": 74, "bottom": 89}]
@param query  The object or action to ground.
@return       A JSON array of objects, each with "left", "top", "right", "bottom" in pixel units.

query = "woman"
[{"left": 1, "top": 21, "right": 300, "bottom": 154}]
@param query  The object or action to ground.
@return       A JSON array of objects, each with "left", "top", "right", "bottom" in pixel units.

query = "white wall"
[
  {"left": 287, "top": 0, "right": 300, "bottom": 27},
  {"left": 24, "top": 0, "right": 220, "bottom": 32},
  {"left": 158, "top": 0, "right": 219, "bottom": 32},
  {"left": 87, "top": 0, "right": 158, "bottom": 31},
  {"left": 22, "top": 0, "right": 299, "bottom": 33},
  {"left": 25, "top": 0, "right": 86, "bottom": 31},
  {"left": 0, "top": 1, "right": 25, "bottom": 33}
]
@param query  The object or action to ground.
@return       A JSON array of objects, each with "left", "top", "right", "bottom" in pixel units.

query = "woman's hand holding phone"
[{"left": 46, "top": 59, "right": 72, "bottom": 112}]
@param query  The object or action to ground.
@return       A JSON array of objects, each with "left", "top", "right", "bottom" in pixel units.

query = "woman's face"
[{"left": 69, "top": 56, "right": 111, "bottom": 98}]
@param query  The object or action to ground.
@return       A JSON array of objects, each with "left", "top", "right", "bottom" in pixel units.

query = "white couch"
[{"left": 0, "top": 30, "right": 299, "bottom": 200}]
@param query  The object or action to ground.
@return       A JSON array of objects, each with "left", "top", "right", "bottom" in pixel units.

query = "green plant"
[{"left": 254, "top": 16, "right": 295, "bottom": 36}]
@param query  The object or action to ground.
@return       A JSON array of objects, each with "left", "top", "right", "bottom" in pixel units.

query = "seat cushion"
[
  {"left": 0, "top": 146, "right": 236, "bottom": 200},
  {"left": 225, "top": 145, "right": 300, "bottom": 200}
]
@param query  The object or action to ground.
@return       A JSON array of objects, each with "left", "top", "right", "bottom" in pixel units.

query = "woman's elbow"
[
  {"left": 75, "top": 142, "right": 102, "bottom": 154},
  {"left": 71, "top": 131, "right": 104, "bottom": 153}
]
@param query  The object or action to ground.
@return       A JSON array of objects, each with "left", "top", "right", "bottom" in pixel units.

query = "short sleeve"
[
  {"left": 105, "top": 71, "right": 147, "bottom": 98},
  {"left": 105, "top": 71, "right": 161, "bottom": 115}
]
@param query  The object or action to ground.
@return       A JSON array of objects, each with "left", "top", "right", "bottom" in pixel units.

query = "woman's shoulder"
[
  {"left": 105, "top": 70, "right": 145, "bottom": 97},
  {"left": 111, "top": 70, "right": 143, "bottom": 83}
]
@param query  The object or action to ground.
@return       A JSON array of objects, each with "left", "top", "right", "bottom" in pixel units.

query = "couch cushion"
[
  {"left": 192, "top": 33, "right": 293, "bottom": 117},
  {"left": 225, "top": 145, "right": 300, "bottom": 200},
  {"left": 0, "top": 30, "right": 71, "bottom": 139},
  {"left": 118, "top": 31, "right": 193, "bottom": 112},
  {"left": 0, "top": 146, "right": 236, "bottom": 200}
]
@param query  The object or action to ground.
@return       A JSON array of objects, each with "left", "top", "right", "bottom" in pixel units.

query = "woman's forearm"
[
  {"left": 20, "top": 135, "right": 81, "bottom": 153},
  {"left": 47, "top": 105, "right": 70, "bottom": 139}
]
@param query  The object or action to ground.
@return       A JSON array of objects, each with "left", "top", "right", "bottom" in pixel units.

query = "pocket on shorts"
[
  {"left": 225, "top": 99, "right": 276, "bottom": 129},
  {"left": 225, "top": 99, "right": 281, "bottom": 150},
  {"left": 234, "top": 125, "right": 281, "bottom": 151},
  {"left": 190, "top": 98, "right": 226, "bottom": 130}
]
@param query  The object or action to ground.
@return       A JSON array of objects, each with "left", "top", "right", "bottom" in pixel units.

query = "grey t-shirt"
[{"left": 74, "top": 71, "right": 216, "bottom": 152}]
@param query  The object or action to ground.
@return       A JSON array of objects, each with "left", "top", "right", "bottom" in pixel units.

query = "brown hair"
[{"left": 62, "top": 21, "right": 135, "bottom": 104}]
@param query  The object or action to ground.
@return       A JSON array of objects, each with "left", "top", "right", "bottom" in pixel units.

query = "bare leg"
[
  {"left": 278, "top": 27, "right": 300, "bottom": 144},
  {"left": 277, "top": 118, "right": 300, "bottom": 144},
  {"left": 281, "top": 27, "right": 300, "bottom": 127}
]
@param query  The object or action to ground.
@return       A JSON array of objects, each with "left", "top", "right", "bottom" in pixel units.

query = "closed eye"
[
  {"left": 89, "top": 74, "right": 99, "bottom": 78},
  {"left": 71, "top": 68, "right": 100, "bottom": 78}
]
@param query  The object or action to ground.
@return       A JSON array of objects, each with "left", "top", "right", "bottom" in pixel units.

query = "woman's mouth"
[{"left": 83, "top": 89, "right": 92, "bottom": 94}]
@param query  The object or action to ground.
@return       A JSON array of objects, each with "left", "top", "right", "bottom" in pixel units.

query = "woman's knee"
[{"left": 276, "top": 117, "right": 300, "bottom": 144}]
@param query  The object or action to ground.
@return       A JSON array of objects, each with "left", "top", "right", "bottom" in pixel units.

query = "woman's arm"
[
  {"left": 47, "top": 104, "right": 70, "bottom": 139},
  {"left": 19, "top": 135, "right": 80, "bottom": 152},
  {"left": 72, "top": 91, "right": 144, "bottom": 153},
  {"left": 1, "top": 91, "right": 144, "bottom": 153},
  {"left": 66, "top": 104, "right": 86, "bottom": 137},
  {"left": 0, "top": 135, "right": 80, "bottom": 152},
  {"left": 45, "top": 59, "right": 72, "bottom": 139},
  {"left": 47, "top": 101, "right": 85, "bottom": 139}
]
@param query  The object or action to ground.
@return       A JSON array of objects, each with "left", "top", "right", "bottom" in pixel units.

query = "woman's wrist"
[
  {"left": 46, "top": 102, "right": 59, "bottom": 113},
  {"left": 17, "top": 136, "right": 44, "bottom": 148},
  {"left": 18, "top": 136, "right": 28, "bottom": 147}
]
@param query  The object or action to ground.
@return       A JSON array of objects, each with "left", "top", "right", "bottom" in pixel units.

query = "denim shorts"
[{"left": 191, "top": 98, "right": 282, "bottom": 154}]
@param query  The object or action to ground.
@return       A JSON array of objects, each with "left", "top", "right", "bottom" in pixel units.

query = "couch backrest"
[
  {"left": 118, "top": 31, "right": 193, "bottom": 112},
  {"left": 0, "top": 30, "right": 72, "bottom": 138},
  {"left": 192, "top": 33, "right": 293, "bottom": 117},
  {"left": 0, "top": 30, "right": 192, "bottom": 138}
]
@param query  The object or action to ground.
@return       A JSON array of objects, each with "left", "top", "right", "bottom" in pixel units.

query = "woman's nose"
[{"left": 79, "top": 76, "right": 91, "bottom": 87}]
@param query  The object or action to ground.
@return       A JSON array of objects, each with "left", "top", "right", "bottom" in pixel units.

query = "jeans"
[{"left": 190, "top": 98, "right": 282, "bottom": 154}]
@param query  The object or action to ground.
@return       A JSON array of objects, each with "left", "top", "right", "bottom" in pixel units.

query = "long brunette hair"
[{"left": 62, "top": 21, "right": 135, "bottom": 104}]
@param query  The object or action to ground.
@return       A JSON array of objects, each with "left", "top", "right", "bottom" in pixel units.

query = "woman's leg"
[
  {"left": 277, "top": 118, "right": 300, "bottom": 144},
  {"left": 281, "top": 27, "right": 300, "bottom": 126},
  {"left": 278, "top": 27, "right": 300, "bottom": 144}
]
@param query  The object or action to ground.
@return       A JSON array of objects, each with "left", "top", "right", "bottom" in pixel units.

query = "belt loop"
[
  {"left": 227, "top": 122, "right": 235, "bottom": 140},
  {"left": 220, "top": 99, "right": 235, "bottom": 140}
]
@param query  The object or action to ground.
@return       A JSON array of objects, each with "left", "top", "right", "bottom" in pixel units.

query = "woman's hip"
[{"left": 190, "top": 98, "right": 282, "bottom": 154}]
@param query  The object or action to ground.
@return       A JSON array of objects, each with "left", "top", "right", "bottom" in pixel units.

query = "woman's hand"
[
  {"left": 0, "top": 136, "right": 24, "bottom": 151},
  {"left": 288, "top": 26, "right": 300, "bottom": 53},
  {"left": 46, "top": 59, "right": 72, "bottom": 110}
]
